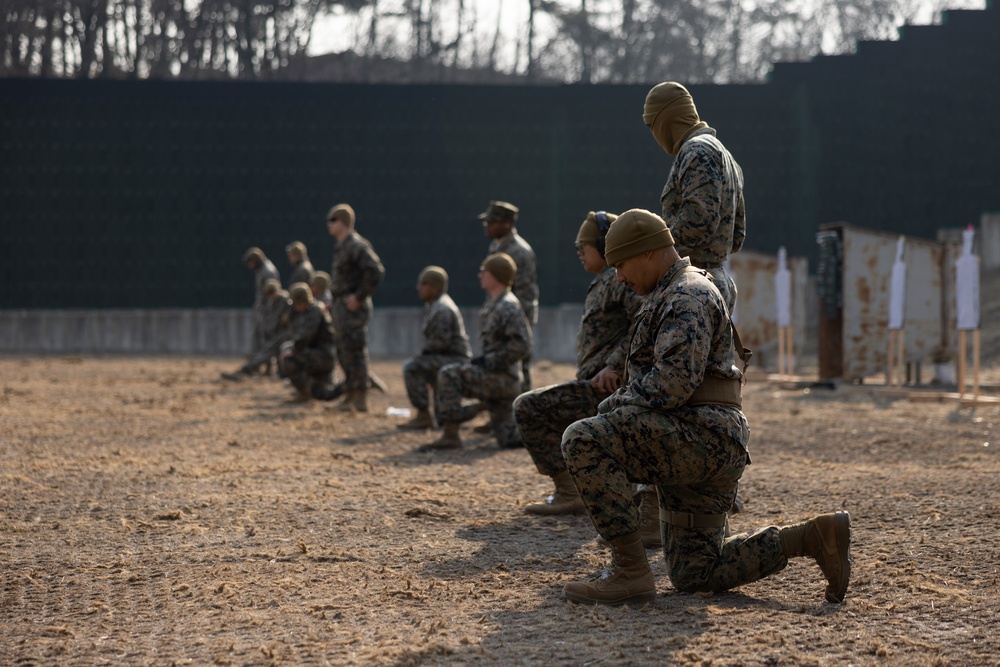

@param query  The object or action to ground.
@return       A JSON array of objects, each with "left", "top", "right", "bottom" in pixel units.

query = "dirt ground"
[{"left": 2, "top": 356, "right": 1000, "bottom": 666}]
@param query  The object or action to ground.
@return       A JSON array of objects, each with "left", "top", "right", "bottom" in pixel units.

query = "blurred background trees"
[{"left": 0, "top": 0, "right": 985, "bottom": 82}]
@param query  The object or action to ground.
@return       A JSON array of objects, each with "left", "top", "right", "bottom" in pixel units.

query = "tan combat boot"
[
  {"left": 419, "top": 421, "right": 462, "bottom": 451},
  {"left": 636, "top": 490, "right": 662, "bottom": 549},
  {"left": 336, "top": 390, "right": 368, "bottom": 413},
  {"left": 563, "top": 531, "right": 656, "bottom": 606},
  {"left": 335, "top": 390, "right": 356, "bottom": 411},
  {"left": 779, "top": 511, "right": 852, "bottom": 603},
  {"left": 397, "top": 408, "right": 434, "bottom": 430},
  {"left": 524, "top": 470, "right": 585, "bottom": 515}
]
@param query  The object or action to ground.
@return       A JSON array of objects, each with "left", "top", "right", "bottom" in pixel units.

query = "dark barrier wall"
[{"left": 1, "top": 6, "right": 997, "bottom": 310}]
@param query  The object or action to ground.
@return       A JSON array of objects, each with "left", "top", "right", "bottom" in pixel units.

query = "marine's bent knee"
[{"left": 512, "top": 391, "right": 537, "bottom": 421}]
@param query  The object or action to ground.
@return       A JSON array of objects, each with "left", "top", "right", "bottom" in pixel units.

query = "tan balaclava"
[
  {"left": 603, "top": 209, "right": 676, "bottom": 266},
  {"left": 643, "top": 82, "right": 708, "bottom": 156},
  {"left": 419, "top": 266, "right": 449, "bottom": 292},
  {"left": 327, "top": 203, "right": 356, "bottom": 229},
  {"left": 576, "top": 210, "right": 619, "bottom": 257},
  {"left": 482, "top": 253, "right": 517, "bottom": 287}
]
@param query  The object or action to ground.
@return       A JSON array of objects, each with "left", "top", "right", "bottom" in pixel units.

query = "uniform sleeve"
[
  {"left": 421, "top": 305, "right": 457, "bottom": 355},
  {"left": 732, "top": 168, "right": 747, "bottom": 254},
  {"left": 483, "top": 303, "right": 532, "bottom": 371},
  {"left": 606, "top": 292, "right": 714, "bottom": 412},
  {"left": 290, "top": 308, "right": 322, "bottom": 349},
  {"left": 602, "top": 286, "right": 643, "bottom": 375},
  {"left": 351, "top": 243, "right": 386, "bottom": 300},
  {"left": 668, "top": 144, "right": 724, "bottom": 254}
]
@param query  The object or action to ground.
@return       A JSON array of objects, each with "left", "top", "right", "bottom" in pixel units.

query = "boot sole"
[
  {"left": 564, "top": 588, "right": 656, "bottom": 606},
  {"left": 825, "top": 511, "right": 852, "bottom": 603}
]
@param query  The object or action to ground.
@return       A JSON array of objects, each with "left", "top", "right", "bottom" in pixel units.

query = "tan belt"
[{"left": 686, "top": 375, "right": 742, "bottom": 409}]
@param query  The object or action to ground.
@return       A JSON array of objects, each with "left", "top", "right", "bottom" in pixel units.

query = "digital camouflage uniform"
[
  {"left": 288, "top": 258, "right": 315, "bottom": 287},
  {"left": 562, "top": 258, "right": 789, "bottom": 594},
  {"left": 514, "top": 266, "right": 642, "bottom": 476},
  {"left": 251, "top": 258, "right": 280, "bottom": 355},
  {"left": 329, "top": 231, "right": 385, "bottom": 392},
  {"left": 403, "top": 293, "right": 472, "bottom": 412},
  {"left": 489, "top": 230, "right": 538, "bottom": 388},
  {"left": 240, "top": 290, "right": 291, "bottom": 372},
  {"left": 314, "top": 287, "right": 333, "bottom": 313},
  {"left": 281, "top": 301, "right": 336, "bottom": 394},
  {"left": 661, "top": 127, "right": 746, "bottom": 312},
  {"left": 437, "top": 290, "right": 531, "bottom": 448}
]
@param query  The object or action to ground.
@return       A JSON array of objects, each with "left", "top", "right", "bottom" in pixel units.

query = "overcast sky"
[{"left": 307, "top": 0, "right": 986, "bottom": 72}]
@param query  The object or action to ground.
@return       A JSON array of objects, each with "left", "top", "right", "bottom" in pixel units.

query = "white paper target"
[
  {"left": 956, "top": 226, "right": 980, "bottom": 330},
  {"left": 888, "top": 236, "right": 907, "bottom": 331},
  {"left": 775, "top": 247, "right": 791, "bottom": 328}
]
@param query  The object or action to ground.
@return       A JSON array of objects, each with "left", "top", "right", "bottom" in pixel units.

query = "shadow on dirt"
[{"left": 376, "top": 436, "right": 520, "bottom": 467}]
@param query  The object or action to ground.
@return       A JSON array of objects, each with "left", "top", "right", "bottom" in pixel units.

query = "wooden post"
[
  {"left": 958, "top": 330, "right": 967, "bottom": 399},
  {"left": 777, "top": 327, "right": 794, "bottom": 378},
  {"left": 973, "top": 329, "right": 981, "bottom": 400}
]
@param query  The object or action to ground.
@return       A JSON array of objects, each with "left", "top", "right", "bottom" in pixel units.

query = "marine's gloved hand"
[{"left": 470, "top": 355, "right": 486, "bottom": 367}]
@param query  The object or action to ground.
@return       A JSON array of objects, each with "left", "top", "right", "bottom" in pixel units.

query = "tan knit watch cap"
[
  {"left": 576, "top": 211, "right": 619, "bottom": 251},
  {"left": 481, "top": 253, "right": 517, "bottom": 287},
  {"left": 603, "top": 209, "right": 675, "bottom": 266},
  {"left": 419, "top": 266, "right": 449, "bottom": 292},
  {"left": 311, "top": 271, "right": 331, "bottom": 289},
  {"left": 289, "top": 282, "right": 314, "bottom": 305}
]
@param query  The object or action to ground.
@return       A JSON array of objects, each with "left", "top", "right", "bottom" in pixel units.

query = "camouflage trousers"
[
  {"left": 562, "top": 406, "right": 787, "bottom": 594},
  {"left": 331, "top": 301, "right": 370, "bottom": 392},
  {"left": 513, "top": 380, "right": 608, "bottom": 476},
  {"left": 402, "top": 354, "right": 469, "bottom": 411},
  {"left": 280, "top": 347, "right": 335, "bottom": 393},
  {"left": 437, "top": 363, "right": 522, "bottom": 447}
]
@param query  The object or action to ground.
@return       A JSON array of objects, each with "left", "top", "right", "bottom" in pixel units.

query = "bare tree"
[{"left": 1, "top": 0, "right": 986, "bottom": 82}]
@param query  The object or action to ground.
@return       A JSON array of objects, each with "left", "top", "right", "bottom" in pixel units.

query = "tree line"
[{"left": 0, "top": 0, "right": 982, "bottom": 83}]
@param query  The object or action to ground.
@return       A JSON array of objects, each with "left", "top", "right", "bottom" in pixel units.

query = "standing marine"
[{"left": 325, "top": 203, "right": 386, "bottom": 413}]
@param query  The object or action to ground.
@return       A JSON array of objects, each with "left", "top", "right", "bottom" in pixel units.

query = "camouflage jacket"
[
  {"left": 422, "top": 293, "right": 473, "bottom": 359},
  {"left": 314, "top": 288, "right": 333, "bottom": 313},
  {"left": 600, "top": 258, "right": 742, "bottom": 420},
  {"left": 288, "top": 302, "right": 335, "bottom": 352},
  {"left": 489, "top": 229, "right": 539, "bottom": 324},
  {"left": 576, "top": 267, "right": 644, "bottom": 381},
  {"left": 288, "top": 259, "right": 315, "bottom": 288},
  {"left": 253, "top": 260, "right": 280, "bottom": 308},
  {"left": 660, "top": 128, "right": 746, "bottom": 269},
  {"left": 260, "top": 291, "right": 292, "bottom": 340},
  {"left": 330, "top": 232, "right": 385, "bottom": 310},
  {"left": 478, "top": 290, "right": 532, "bottom": 379}
]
